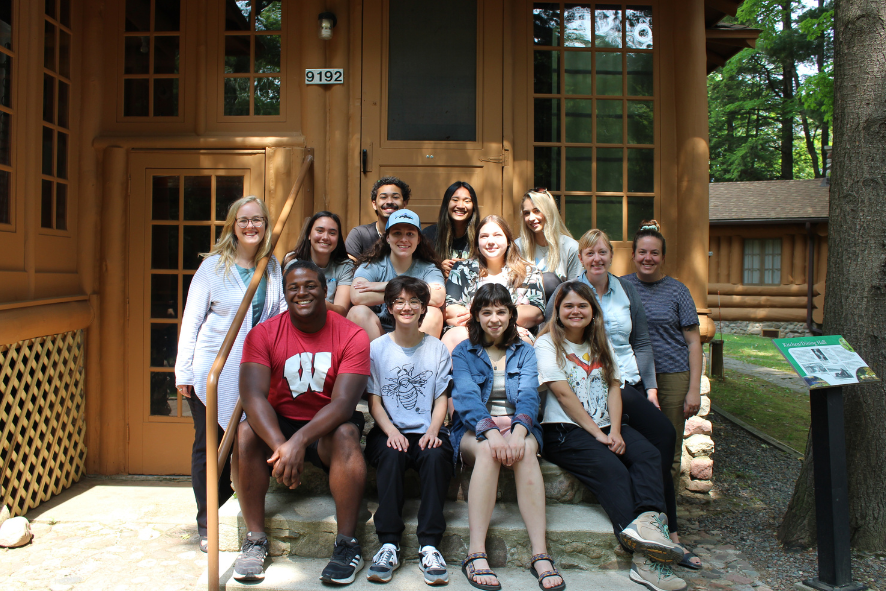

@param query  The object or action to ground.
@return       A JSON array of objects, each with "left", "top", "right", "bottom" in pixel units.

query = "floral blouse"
[{"left": 445, "top": 258, "right": 546, "bottom": 313}]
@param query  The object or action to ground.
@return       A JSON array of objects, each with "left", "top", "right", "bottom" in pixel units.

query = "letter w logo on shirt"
[{"left": 284, "top": 352, "right": 332, "bottom": 399}]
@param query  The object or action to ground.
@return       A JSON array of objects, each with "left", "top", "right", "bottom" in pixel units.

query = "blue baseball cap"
[{"left": 385, "top": 209, "right": 421, "bottom": 231}]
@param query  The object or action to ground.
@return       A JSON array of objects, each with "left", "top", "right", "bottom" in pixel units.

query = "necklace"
[{"left": 486, "top": 346, "right": 506, "bottom": 371}]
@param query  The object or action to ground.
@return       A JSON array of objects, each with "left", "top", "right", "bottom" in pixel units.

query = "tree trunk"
[
  {"left": 778, "top": 0, "right": 886, "bottom": 551},
  {"left": 779, "top": 3, "right": 795, "bottom": 180}
]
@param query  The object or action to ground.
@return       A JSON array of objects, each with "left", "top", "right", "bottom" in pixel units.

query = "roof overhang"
[
  {"left": 704, "top": 0, "right": 761, "bottom": 73},
  {"left": 710, "top": 218, "right": 828, "bottom": 226}
]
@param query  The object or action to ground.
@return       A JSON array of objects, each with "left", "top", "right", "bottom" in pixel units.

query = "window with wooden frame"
[
  {"left": 222, "top": 0, "right": 282, "bottom": 117},
  {"left": 743, "top": 238, "right": 781, "bottom": 285},
  {"left": 41, "top": 0, "right": 71, "bottom": 231},
  {"left": 0, "top": 1, "right": 13, "bottom": 229},
  {"left": 532, "top": 2, "right": 654, "bottom": 241},
  {"left": 122, "top": 0, "right": 182, "bottom": 118}
]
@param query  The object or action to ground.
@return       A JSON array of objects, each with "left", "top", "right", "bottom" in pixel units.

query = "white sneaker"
[
  {"left": 419, "top": 545, "right": 449, "bottom": 585},
  {"left": 630, "top": 554, "right": 687, "bottom": 591},
  {"left": 367, "top": 543, "right": 400, "bottom": 583},
  {"left": 620, "top": 512, "right": 683, "bottom": 564}
]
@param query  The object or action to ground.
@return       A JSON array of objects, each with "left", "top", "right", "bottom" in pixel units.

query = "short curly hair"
[{"left": 370, "top": 176, "right": 411, "bottom": 203}]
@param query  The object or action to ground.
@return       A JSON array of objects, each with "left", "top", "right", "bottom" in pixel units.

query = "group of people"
[{"left": 174, "top": 176, "right": 704, "bottom": 591}]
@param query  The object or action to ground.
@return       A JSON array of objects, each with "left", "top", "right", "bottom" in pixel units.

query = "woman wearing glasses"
[
  {"left": 175, "top": 195, "right": 286, "bottom": 553},
  {"left": 283, "top": 211, "right": 354, "bottom": 317},
  {"left": 515, "top": 189, "right": 581, "bottom": 301}
]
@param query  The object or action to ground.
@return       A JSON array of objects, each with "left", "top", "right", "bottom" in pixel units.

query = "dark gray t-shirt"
[
  {"left": 422, "top": 224, "right": 471, "bottom": 260},
  {"left": 305, "top": 258, "right": 354, "bottom": 303},
  {"left": 345, "top": 222, "right": 382, "bottom": 258},
  {"left": 368, "top": 334, "right": 452, "bottom": 434}
]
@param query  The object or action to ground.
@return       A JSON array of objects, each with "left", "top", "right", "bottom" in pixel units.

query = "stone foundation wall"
[{"left": 713, "top": 320, "right": 812, "bottom": 338}]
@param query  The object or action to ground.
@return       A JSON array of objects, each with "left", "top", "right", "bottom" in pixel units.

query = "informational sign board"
[
  {"left": 773, "top": 336, "right": 879, "bottom": 389},
  {"left": 305, "top": 68, "right": 344, "bottom": 84}
]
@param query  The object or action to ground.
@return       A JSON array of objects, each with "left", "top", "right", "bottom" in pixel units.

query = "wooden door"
[
  {"left": 361, "top": 0, "right": 505, "bottom": 225},
  {"left": 127, "top": 151, "right": 265, "bottom": 474}
]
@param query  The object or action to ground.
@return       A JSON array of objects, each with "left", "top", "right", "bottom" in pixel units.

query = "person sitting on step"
[
  {"left": 233, "top": 259, "right": 370, "bottom": 585},
  {"left": 450, "top": 284, "right": 565, "bottom": 591},
  {"left": 364, "top": 276, "right": 454, "bottom": 586},
  {"left": 537, "top": 281, "right": 687, "bottom": 591}
]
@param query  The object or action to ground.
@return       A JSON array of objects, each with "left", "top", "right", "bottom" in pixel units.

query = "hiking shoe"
[
  {"left": 320, "top": 534, "right": 364, "bottom": 584},
  {"left": 232, "top": 532, "right": 269, "bottom": 581},
  {"left": 630, "top": 554, "right": 687, "bottom": 591},
  {"left": 367, "top": 543, "right": 401, "bottom": 583},
  {"left": 620, "top": 512, "right": 683, "bottom": 564},
  {"left": 419, "top": 545, "right": 449, "bottom": 585}
]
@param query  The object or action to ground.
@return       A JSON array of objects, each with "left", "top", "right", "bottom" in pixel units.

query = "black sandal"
[
  {"left": 529, "top": 553, "right": 566, "bottom": 591},
  {"left": 676, "top": 543, "right": 702, "bottom": 570},
  {"left": 462, "top": 552, "right": 502, "bottom": 591}
]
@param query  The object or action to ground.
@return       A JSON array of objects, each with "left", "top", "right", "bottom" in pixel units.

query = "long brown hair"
[
  {"left": 475, "top": 215, "right": 530, "bottom": 287},
  {"left": 467, "top": 284, "right": 520, "bottom": 348},
  {"left": 356, "top": 226, "right": 443, "bottom": 272},
  {"left": 537, "top": 281, "right": 618, "bottom": 387}
]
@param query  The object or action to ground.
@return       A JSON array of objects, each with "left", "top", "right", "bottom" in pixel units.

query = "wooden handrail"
[{"left": 205, "top": 154, "right": 313, "bottom": 591}]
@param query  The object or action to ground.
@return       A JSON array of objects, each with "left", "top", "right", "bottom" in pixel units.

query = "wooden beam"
[
  {"left": 706, "top": 49, "right": 727, "bottom": 68},
  {"left": 707, "top": 295, "right": 808, "bottom": 308},
  {"left": 705, "top": 0, "right": 741, "bottom": 17},
  {"left": 714, "top": 307, "right": 808, "bottom": 322}
]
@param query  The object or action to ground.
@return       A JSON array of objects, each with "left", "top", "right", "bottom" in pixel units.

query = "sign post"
[{"left": 773, "top": 336, "right": 875, "bottom": 591}]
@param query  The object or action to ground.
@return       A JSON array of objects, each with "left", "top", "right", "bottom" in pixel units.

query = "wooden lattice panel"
[{"left": 0, "top": 330, "right": 86, "bottom": 517}]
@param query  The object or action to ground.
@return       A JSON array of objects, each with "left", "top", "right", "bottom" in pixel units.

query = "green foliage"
[{"left": 708, "top": 1, "right": 834, "bottom": 181}]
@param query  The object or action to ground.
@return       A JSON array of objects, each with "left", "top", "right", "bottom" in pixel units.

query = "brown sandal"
[
  {"left": 529, "top": 553, "right": 566, "bottom": 591},
  {"left": 462, "top": 552, "right": 502, "bottom": 591}
]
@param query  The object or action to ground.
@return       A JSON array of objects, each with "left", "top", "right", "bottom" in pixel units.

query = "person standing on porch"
[
  {"left": 174, "top": 195, "right": 285, "bottom": 554},
  {"left": 345, "top": 176, "right": 411, "bottom": 259},
  {"left": 622, "top": 220, "right": 703, "bottom": 571},
  {"left": 422, "top": 180, "right": 482, "bottom": 279},
  {"left": 515, "top": 188, "right": 581, "bottom": 300}
]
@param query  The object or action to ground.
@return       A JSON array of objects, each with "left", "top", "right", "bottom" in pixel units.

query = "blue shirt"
[
  {"left": 235, "top": 264, "right": 268, "bottom": 328},
  {"left": 578, "top": 272, "right": 640, "bottom": 385}
]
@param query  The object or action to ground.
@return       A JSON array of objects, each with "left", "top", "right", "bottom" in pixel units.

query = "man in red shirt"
[{"left": 234, "top": 260, "right": 371, "bottom": 584}]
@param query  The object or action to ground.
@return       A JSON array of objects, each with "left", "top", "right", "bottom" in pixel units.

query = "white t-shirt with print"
[{"left": 535, "top": 333, "right": 620, "bottom": 428}]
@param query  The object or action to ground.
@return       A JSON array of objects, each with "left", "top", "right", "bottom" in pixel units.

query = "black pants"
[
  {"left": 620, "top": 382, "right": 680, "bottom": 532},
  {"left": 364, "top": 427, "right": 453, "bottom": 548},
  {"left": 541, "top": 272, "right": 563, "bottom": 302},
  {"left": 186, "top": 395, "right": 234, "bottom": 537},
  {"left": 542, "top": 423, "right": 664, "bottom": 536}
]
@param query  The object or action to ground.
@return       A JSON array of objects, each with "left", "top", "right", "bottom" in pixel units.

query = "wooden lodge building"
[
  {"left": 0, "top": 0, "right": 759, "bottom": 515},
  {"left": 708, "top": 179, "right": 829, "bottom": 331}
]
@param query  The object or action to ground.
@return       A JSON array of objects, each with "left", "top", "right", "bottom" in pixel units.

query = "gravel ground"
[{"left": 687, "top": 410, "right": 886, "bottom": 591}]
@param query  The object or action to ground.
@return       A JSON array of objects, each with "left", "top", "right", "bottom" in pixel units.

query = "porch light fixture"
[{"left": 318, "top": 12, "right": 337, "bottom": 40}]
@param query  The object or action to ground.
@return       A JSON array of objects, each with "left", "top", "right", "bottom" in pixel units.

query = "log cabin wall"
[{"left": 708, "top": 222, "right": 828, "bottom": 324}]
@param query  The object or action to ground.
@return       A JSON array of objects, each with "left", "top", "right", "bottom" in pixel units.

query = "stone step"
[
  {"left": 198, "top": 555, "right": 639, "bottom": 591},
  {"left": 219, "top": 493, "right": 619, "bottom": 570},
  {"left": 270, "top": 459, "right": 594, "bottom": 506}
]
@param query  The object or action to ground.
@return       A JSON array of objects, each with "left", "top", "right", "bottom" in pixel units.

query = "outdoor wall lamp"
[{"left": 318, "top": 12, "right": 337, "bottom": 41}]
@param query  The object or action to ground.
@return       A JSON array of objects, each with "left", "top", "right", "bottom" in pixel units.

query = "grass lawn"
[
  {"left": 709, "top": 333, "right": 794, "bottom": 372},
  {"left": 708, "top": 369, "right": 810, "bottom": 452}
]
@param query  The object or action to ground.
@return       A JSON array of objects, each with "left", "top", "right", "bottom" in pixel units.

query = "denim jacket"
[{"left": 449, "top": 338, "right": 543, "bottom": 465}]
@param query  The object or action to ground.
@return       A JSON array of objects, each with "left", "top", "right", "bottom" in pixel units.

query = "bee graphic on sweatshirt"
[{"left": 382, "top": 365, "right": 432, "bottom": 411}]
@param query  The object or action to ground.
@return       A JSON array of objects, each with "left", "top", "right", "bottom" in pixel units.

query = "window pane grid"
[
  {"left": 123, "top": 0, "right": 181, "bottom": 117},
  {"left": 41, "top": 0, "right": 71, "bottom": 230},
  {"left": 222, "top": 0, "right": 283, "bottom": 117},
  {"left": 148, "top": 173, "right": 244, "bottom": 417},
  {"left": 0, "top": 4, "right": 14, "bottom": 227},
  {"left": 743, "top": 239, "right": 781, "bottom": 285},
  {"left": 532, "top": 2, "right": 654, "bottom": 241}
]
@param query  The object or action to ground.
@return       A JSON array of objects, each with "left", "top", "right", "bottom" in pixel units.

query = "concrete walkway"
[
  {"left": 723, "top": 358, "right": 808, "bottom": 393},
  {"left": 0, "top": 476, "right": 779, "bottom": 591}
]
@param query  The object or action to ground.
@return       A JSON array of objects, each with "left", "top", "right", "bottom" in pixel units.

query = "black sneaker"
[
  {"left": 320, "top": 534, "right": 364, "bottom": 585},
  {"left": 233, "top": 532, "right": 270, "bottom": 581}
]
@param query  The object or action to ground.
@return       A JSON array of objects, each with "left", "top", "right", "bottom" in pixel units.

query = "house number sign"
[{"left": 305, "top": 69, "right": 344, "bottom": 84}]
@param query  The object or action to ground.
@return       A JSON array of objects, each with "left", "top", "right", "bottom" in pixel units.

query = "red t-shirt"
[{"left": 241, "top": 310, "right": 370, "bottom": 421}]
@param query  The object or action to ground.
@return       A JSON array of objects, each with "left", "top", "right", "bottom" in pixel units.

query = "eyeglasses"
[
  {"left": 236, "top": 217, "right": 266, "bottom": 228},
  {"left": 392, "top": 298, "right": 423, "bottom": 309}
]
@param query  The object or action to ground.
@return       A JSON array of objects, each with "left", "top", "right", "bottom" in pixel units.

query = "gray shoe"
[
  {"left": 233, "top": 532, "right": 269, "bottom": 581},
  {"left": 620, "top": 512, "right": 683, "bottom": 564},
  {"left": 630, "top": 554, "right": 687, "bottom": 591},
  {"left": 367, "top": 543, "right": 400, "bottom": 583},
  {"left": 419, "top": 545, "right": 449, "bottom": 585}
]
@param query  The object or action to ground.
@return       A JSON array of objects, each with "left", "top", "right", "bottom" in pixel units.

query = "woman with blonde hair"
[
  {"left": 443, "top": 215, "right": 545, "bottom": 352},
  {"left": 175, "top": 195, "right": 286, "bottom": 553},
  {"left": 515, "top": 189, "right": 581, "bottom": 299}
]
